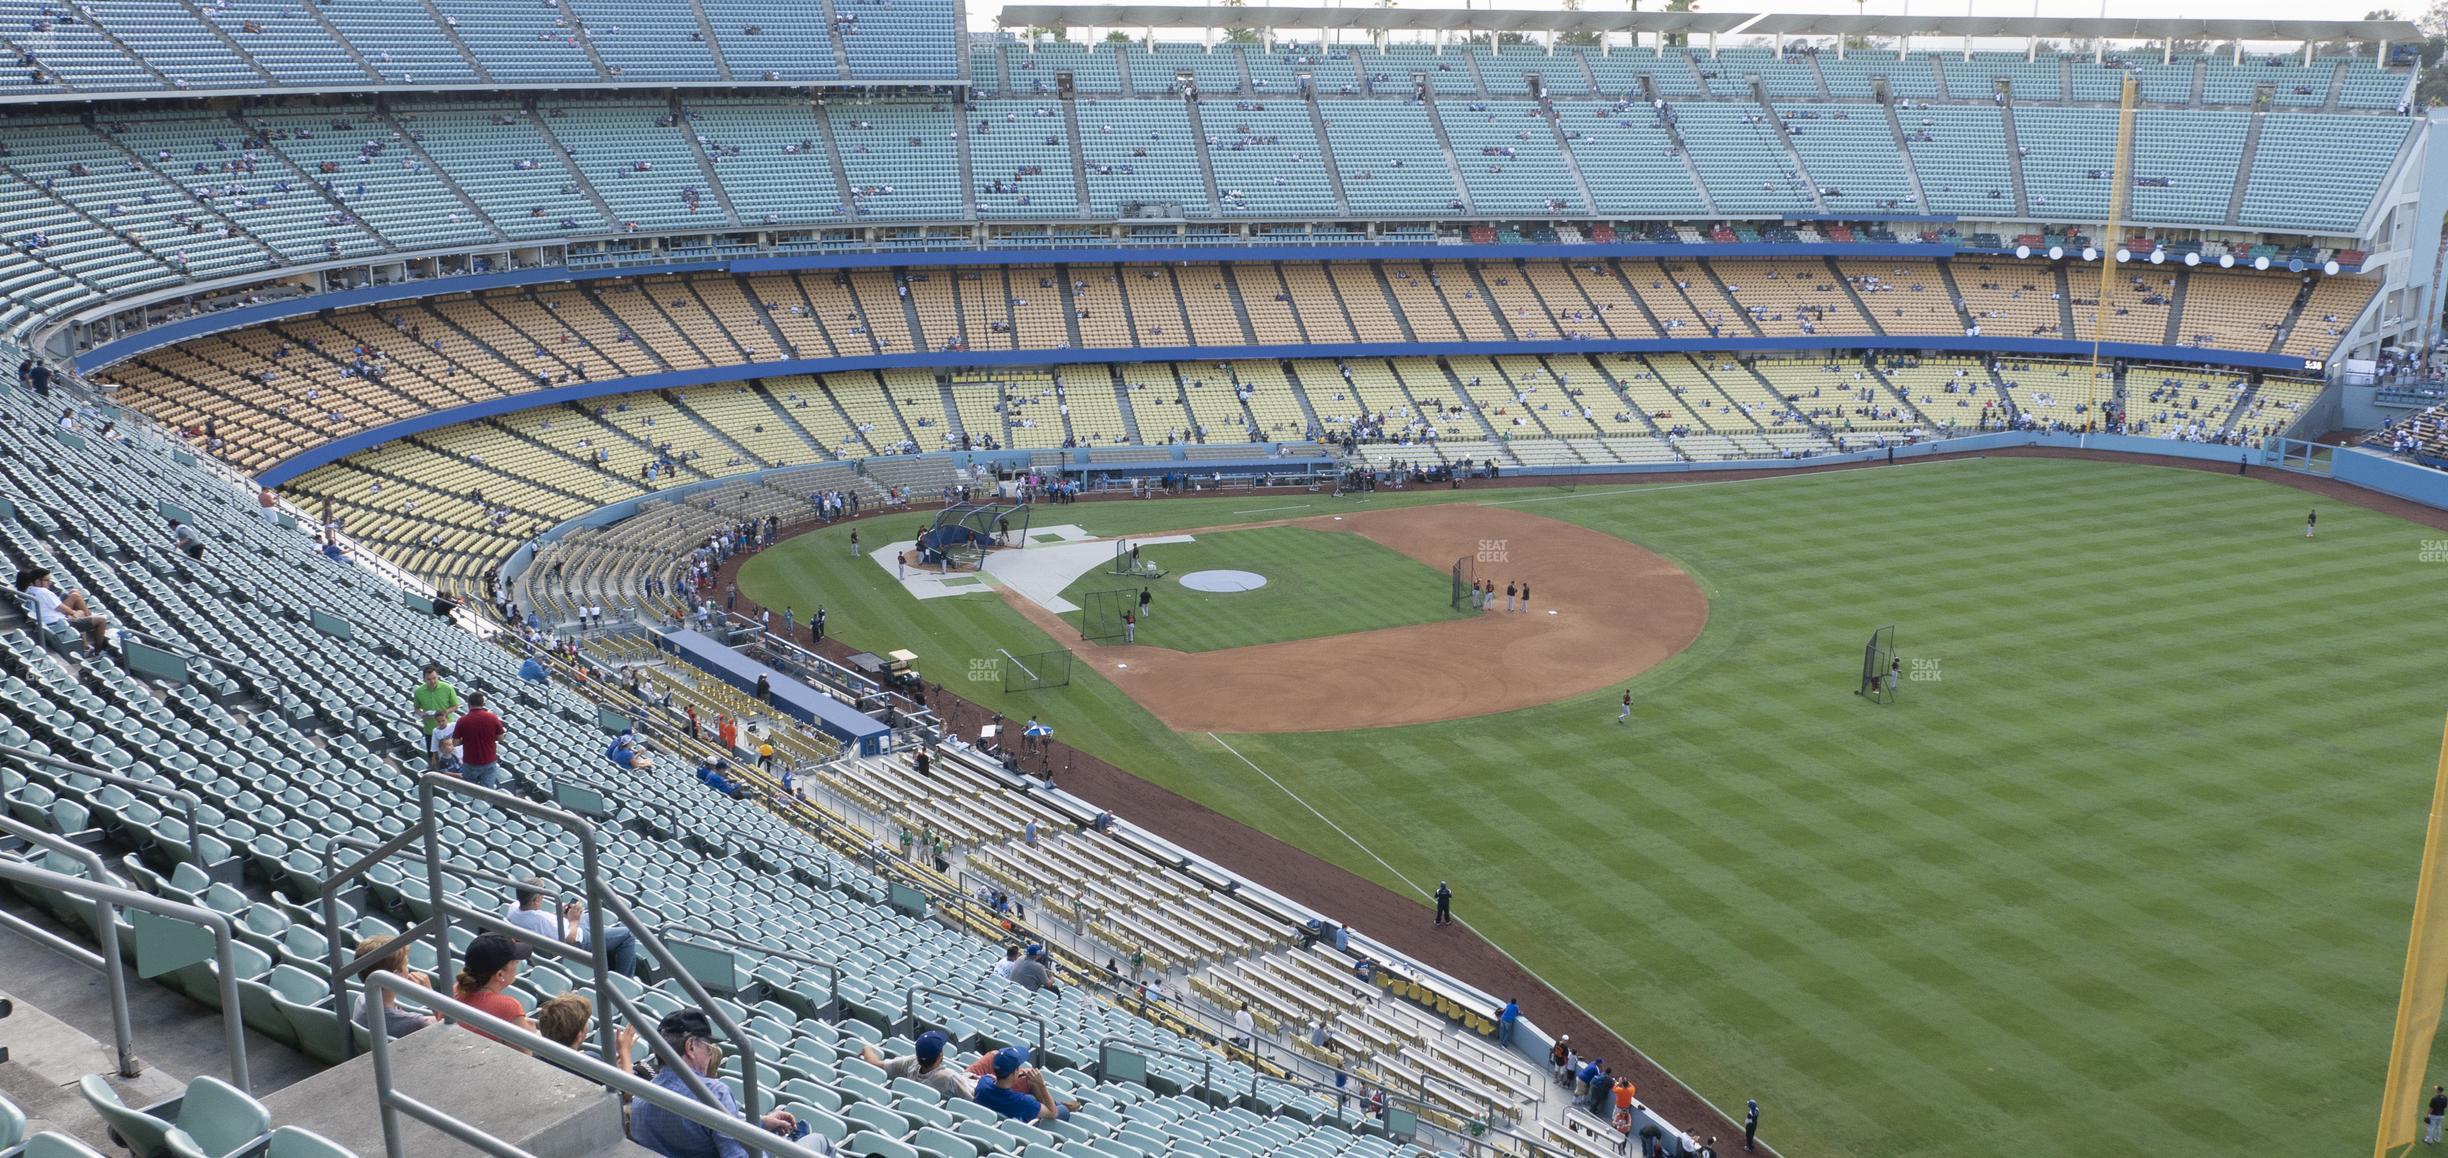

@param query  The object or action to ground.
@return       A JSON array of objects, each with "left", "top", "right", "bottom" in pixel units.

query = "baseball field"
[{"left": 737, "top": 455, "right": 2448, "bottom": 1157}]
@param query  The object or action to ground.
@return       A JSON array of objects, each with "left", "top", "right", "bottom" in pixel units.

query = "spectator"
[
  {"left": 534, "top": 992, "right": 636, "bottom": 1073},
  {"left": 519, "top": 653, "right": 550, "bottom": 684},
  {"left": 606, "top": 729, "right": 651, "bottom": 772},
  {"left": 859, "top": 1030, "right": 971, "bottom": 1100},
  {"left": 993, "top": 945, "right": 1021, "bottom": 979},
  {"left": 14, "top": 567, "right": 110, "bottom": 654},
  {"left": 1497, "top": 997, "right": 1520, "bottom": 1047},
  {"left": 169, "top": 519, "right": 205, "bottom": 560},
  {"left": 352, "top": 935, "right": 441, "bottom": 1039},
  {"left": 696, "top": 757, "right": 746, "bottom": 799},
  {"left": 970, "top": 1047, "right": 1079, "bottom": 1122},
  {"left": 1006, "top": 944, "right": 1056, "bottom": 993},
  {"left": 449, "top": 690, "right": 506, "bottom": 789},
  {"left": 630, "top": 1009, "right": 806, "bottom": 1157},
  {"left": 1232, "top": 1003, "right": 1255, "bottom": 1048},
  {"left": 452, "top": 932, "right": 535, "bottom": 1048},
  {"left": 412, "top": 663, "right": 459, "bottom": 757},
  {"left": 507, "top": 876, "right": 641, "bottom": 977}
]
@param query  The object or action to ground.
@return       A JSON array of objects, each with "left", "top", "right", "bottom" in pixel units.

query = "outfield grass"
[
  {"left": 1053, "top": 525, "right": 1461, "bottom": 652},
  {"left": 738, "top": 460, "right": 2447, "bottom": 1157}
]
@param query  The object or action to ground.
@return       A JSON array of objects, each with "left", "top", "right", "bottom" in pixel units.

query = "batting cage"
[
  {"left": 1109, "top": 540, "right": 1167, "bottom": 579},
  {"left": 1078, "top": 588, "right": 1136, "bottom": 641},
  {"left": 1859, "top": 625, "right": 1897, "bottom": 704},
  {"left": 920, "top": 500, "right": 1031, "bottom": 569},
  {"left": 1450, "top": 554, "right": 1476, "bottom": 610},
  {"left": 998, "top": 647, "right": 1073, "bottom": 692}
]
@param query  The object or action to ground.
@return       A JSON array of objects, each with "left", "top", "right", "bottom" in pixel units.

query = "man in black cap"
[{"left": 629, "top": 1009, "right": 805, "bottom": 1157}]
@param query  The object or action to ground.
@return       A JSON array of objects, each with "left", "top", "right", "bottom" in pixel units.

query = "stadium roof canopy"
[{"left": 992, "top": 5, "right": 2420, "bottom": 43}]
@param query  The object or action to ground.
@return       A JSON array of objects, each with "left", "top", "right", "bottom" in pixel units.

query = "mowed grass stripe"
[
  {"left": 743, "top": 459, "right": 2444, "bottom": 1157},
  {"left": 1219, "top": 462, "right": 2434, "bottom": 1156}
]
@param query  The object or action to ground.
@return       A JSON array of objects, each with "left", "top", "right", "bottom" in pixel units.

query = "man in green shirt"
[{"left": 412, "top": 664, "right": 459, "bottom": 756}]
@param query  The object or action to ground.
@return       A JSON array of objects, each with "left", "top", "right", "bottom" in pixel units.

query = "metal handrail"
[
  {"left": 315, "top": 834, "right": 561, "bottom": 926},
  {"left": 0, "top": 815, "right": 136, "bottom": 1076},
  {"left": 905, "top": 985, "right": 1045, "bottom": 1059},
  {"left": 313, "top": 773, "right": 773, "bottom": 1129},
  {"left": 326, "top": 907, "right": 703, "bottom": 1115},
  {"left": 0, "top": 855, "right": 248, "bottom": 1091},
  {"left": 0, "top": 744, "right": 229, "bottom": 878},
  {"left": 363, "top": 972, "right": 837, "bottom": 1158},
  {"left": 662, "top": 923, "right": 841, "bottom": 1018}
]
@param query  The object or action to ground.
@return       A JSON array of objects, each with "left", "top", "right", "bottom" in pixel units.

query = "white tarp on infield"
[{"left": 869, "top": 524, "right": 1194, "bottom": 612}]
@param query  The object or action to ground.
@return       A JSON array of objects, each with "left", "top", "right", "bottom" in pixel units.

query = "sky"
[{"left": 969, "top": 0, "right": 2419, "bottom": 38}]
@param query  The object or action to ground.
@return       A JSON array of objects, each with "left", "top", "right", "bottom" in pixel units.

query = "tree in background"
[{"left": 2401, "top": 6, "right": 2448, "bottom": 106}]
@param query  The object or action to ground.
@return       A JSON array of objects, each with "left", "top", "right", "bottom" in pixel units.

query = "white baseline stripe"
[
  {"left": 1231, "top": 503, "right": 1314, "bottom": 515},
  {"left": 1205, "top": 730, "right": 1762, "bottom": 1140}
]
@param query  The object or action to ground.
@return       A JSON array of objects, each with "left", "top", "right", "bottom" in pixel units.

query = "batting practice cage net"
[
  {"left": 999, "top": 648, "right": 1073, "bottom": 692},
  {"left": 1860, "top": 625, "right": 1897, "bottom": 704},
  {"left": 1450, "top": 554, "right": 1476, "bottom": 610},
  {"left": 1079, "top": 588, "right": 1136, "bottom": 641}
]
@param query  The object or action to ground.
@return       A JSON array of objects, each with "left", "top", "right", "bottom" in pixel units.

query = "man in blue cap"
[
  {"left": 861, "top": 1030, "right": 970, "bottom": 1100},
  {"left": 972, "top": 1047, "right": 1080, "bottom": 1123}
]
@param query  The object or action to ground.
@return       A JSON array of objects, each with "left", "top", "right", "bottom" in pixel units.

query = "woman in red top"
[{"left": 453, "top": 933, "right": 536, "bottom": 1052}]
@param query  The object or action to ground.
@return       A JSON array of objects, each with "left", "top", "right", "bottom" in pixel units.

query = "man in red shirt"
[{"left": 450, "top": 690, "right": 506, "bottom": 790}]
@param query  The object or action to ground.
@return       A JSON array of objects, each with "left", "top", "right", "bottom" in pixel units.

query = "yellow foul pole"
[
  {"left": 2090, "top": 73, "right": 2137, "bottom": 430},
  {"left": 2375, "top": 714, "right": 2448, "bottom": 1158}
]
